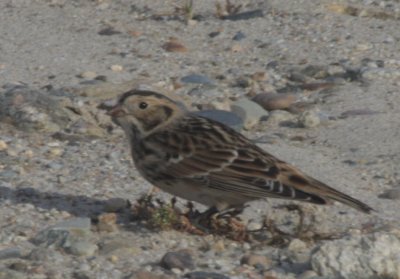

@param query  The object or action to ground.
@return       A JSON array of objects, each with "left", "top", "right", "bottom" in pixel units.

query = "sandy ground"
[{"left": 1, "top": 0, "right": 400, "bottom": 278}]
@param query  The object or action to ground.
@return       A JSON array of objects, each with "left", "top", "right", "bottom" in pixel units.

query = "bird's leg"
[
  {"left": 190, "top": 206, "right": 219, "bottom": 233},
  {"left": 218, "top": 205, "right": 247, "bottom": 219}
]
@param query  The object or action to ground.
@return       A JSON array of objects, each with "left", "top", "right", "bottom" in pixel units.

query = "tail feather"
[{"left": 307, "top": 177, "right": 374, "bottom": 214}]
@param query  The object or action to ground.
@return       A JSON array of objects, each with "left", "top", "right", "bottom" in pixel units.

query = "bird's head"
[{"left": 107, "top": 90, "right": 184, "bottom": 138}]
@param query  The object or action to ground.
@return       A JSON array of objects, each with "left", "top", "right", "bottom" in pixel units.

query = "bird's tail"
[{"left": 307, "top": 176, "right": 374, "bottom": 214}]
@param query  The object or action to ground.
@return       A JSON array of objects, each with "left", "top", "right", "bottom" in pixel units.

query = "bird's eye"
[{"left": 139, "top": 102, "right": 148, "bottom": 109}]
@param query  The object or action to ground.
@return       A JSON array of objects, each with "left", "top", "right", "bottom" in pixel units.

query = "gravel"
[{"left": 1, "top": 0, "right": 400, "bottom": 278}]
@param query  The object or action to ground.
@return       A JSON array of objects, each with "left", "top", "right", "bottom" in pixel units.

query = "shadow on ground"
[{"left": 0, "top": 185, "right": 134, "bottom": 224}]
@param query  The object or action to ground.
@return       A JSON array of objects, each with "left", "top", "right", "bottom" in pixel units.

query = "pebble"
[
  {"left": 378, "top": 188, "right": 400, "bottom": 200},
  {"left": 181, "top": 74, "right": 215, "bottom": 85},
  {"left": 97, "top": 213, "right": 118, "bottom": 232},
  {"left": 160, "top": 250, "right": 195, "bottom": 271},
  {"left": 67, "top": 240, "right": 98, "bottom": 257},
  {"left": 232, "top": 31, "right": 246, "bottom": 41},
  {"left": 252, "top": 93, "right": 297, "bottom": 111},
  {"left": 240, "top": 254, "right": 272, "bottom": 269},
  {"left": 194, "top": 110, "right": 243, "bottom": 131},
  {"left": 98, "top": 238, "right": 140, "bottom": 257},
  {"left": 0, "top": 140, "right": 8, "bottom": 151},
  {"left": 162, "top": 39, "right": 188, "bottom": 53},
  {"left": 221, "top": 9, "right": 263, "bottom": 20},
  {"left": 267, "top": 110, "right": 295, "bottom": 125},
  {"left": 231, "top": 98, "right": 269, "bottom": 129},
  {"left": 110, "top": 64, "right": 123, "bottom": 72},
  {"left": 287, "top": 238, "right": 310, "bottom": 263},
  {"left": 298, "top": 110, "right": 321, "bottom": 128},
  {"left": 183, "top": 271, "right": 230, "bottom": 279},
  {"left": 78, "top": 71, "right": 97, "bottom": 79},
  {"left": 0, "top": 247, "right": 22, "bottom": 260}
]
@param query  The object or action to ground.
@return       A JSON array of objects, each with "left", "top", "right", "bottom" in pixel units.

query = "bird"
[{"left": 106, "top": 89, "right": 374, "bottom": 217}]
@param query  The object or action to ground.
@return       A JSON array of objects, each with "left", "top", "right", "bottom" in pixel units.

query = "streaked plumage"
[{"left": 107, "top": 89, "right": 373, "bottom": 214}]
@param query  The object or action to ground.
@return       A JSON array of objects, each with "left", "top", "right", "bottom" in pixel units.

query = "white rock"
[
  {"left": 267, "top": 110, "right": 295, "bottom": 125},
  {"left": 298, "top": 110, "right": 321, "bottom": 128},
  {"left": 231, "top": 98, "right": 269, "bottom": 129},
  {"left": 311, "top": 232, "right": 400, "bottom": 278}
]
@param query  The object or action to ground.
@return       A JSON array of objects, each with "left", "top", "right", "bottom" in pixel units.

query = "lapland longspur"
[{"left": 107, "top": 89, "right": 373, "bottom": 214}]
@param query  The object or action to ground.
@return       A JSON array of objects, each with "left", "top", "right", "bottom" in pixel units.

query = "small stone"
[
  {"left": 49, "top": 148, "right": 63, "bottom": 157},
  {"left": 378, "top": 188, "right": 400, "bottom": 200},
  {"left": 212, "top": 240, "right": 225, "bottom": 253},
  {"left": 78, "top": 71, "right": 97, "bottom": 79},
  {"left": 231, "top": 98, "right": 269, "bottom": 129},
  {"left": 267, "top": 110, "right": 295, "bottom": 125},
  {"left": 161, "top": 250, "right": 195, "bottom": 271},
  {"left": 230, "top": 44, "right": 243, "bottom": 53},
  {"left": 298, "top": 110, "right": 321, "bottom": 128},
  {"left": 232, "top": 31, "right": 246, "bottom": 41},
  {"left": 287, "top": 238, "right": 308, "bottom": 252},
  {"left": 109, "top": 255, "right": 118, "bottom": 263},
  {"left": 162, "top": 38, "right": 188, "bottom": 53},
  {"left": 221, "top": 9, "right": 263, "bottom": 20},
  {"left": 208, "top": 31, "right": 220, "bottom": 38},
  {"left": 181, "top": 74, "right": 215, "bottom": 85},
  {"left": 171, "top": 268, "right": 182, "bottom": 275},
  {"left": 110, "top": 65, "right": 123, "bottom": 72},
  {"left": 98, "top": 27, "right": 121, "bottom": 36},
  {"left": 184, "top": 271, "right": 230, "bottom": 279},
  {"left": 240, "top": 254, "right": 272, "bottom": 269},
  {"left": 97, "top": 213, "right": 118, "bottom": 232},
  {"left": 252, "top": 93, "right": 297, "bottom": 111},
  {"left": 287, "top": 238, "right": 310, "bottom": 263},
  {"left": 194, "top": 110, "right": 243, "bottom": 131},
  {"left": 67, "top": 240, "right": 97, "bottom": 256},
  {"left": 0, "top": 248, "right": 21, "bottom": 260},
  {"left": 104, "top": 198, "right": 129, "bottom": 212},
  {"left": 0, "top": 140, "right": 8, "bottom": 151},
  {"left": 32, "top": 217, "right": 92, "bottom": 248},
  {"left": 6, "top": 148, "right": 18, "bottom": 157}
]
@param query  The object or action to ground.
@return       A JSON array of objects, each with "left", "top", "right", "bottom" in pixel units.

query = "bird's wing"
[{"left": 145, "top": 117, "right": 373, "bottom": 213}]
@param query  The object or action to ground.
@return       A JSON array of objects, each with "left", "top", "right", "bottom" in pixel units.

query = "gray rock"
[
  {"left": 232, "top": 31, "right": 246, "bottom": 41},
  {"left": 181, "top": 74, "right": 215, "bottom": 85},
  {"left": 0, "top": 86, "right": 71, "bottom": 132},
  {"left": 194, "top": 110, "right": 243, "bottom": 131},
  {"left": 67, "top": 240, "right": 98, "bottom": 257},
  {"left": 221, "top": 9, "right": 263, "bottom": 21},
  {"left": 378, "top": 188, "right": 400, "bottom": 200},
  {"left": 32, "top": 217, "right": 94, "bottom": 256},
  {"left": 231, "top": 98, "right": 269, "bottom": 129},
  {"left": 311, "top": 232, "right": 400, "bottom": 278},
  {"left": 0, "top": 247, "right": 22, "bottom": 260},
  {"left": 161, "top": 250, "right": 195, "bottom": 271}
]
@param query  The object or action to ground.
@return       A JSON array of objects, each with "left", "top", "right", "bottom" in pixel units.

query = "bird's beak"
[{"left": 106, "top": 105, "right": 126, "bottom": 118}]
